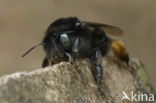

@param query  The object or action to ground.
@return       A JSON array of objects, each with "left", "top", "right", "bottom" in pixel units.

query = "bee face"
[{"left": 43, "top": 34, "right": 65, "bottom": 59}]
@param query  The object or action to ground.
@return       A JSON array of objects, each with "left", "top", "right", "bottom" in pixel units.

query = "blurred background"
[{"left": 0, "top": 0, "right": 155, "bottom": 88}]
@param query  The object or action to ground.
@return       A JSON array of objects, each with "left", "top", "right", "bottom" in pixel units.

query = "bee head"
[{"left": 42, "top": 17, "right": 84, "bottom": 59}]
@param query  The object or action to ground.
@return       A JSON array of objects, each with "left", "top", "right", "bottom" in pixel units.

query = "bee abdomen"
[{"left": 110, "top": 40, "right": 129, "bottom": 64}]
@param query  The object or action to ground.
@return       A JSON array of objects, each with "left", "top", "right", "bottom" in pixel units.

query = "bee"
[{"left": 22, "top": 17, "right": 129, "bottom": 84}]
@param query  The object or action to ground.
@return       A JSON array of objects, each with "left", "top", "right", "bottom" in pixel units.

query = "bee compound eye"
[{"left": 60, "top": 34, "right": 70, "bottom": 49}]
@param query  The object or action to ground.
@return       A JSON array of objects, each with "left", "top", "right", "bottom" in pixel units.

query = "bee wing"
[{"left": 83, "top": 21, "right": 124, "bottom": 36}]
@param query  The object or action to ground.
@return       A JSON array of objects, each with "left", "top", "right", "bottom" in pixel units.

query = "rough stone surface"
[{"left": 0, "top": 57, "right": 155, "bottom": 103}]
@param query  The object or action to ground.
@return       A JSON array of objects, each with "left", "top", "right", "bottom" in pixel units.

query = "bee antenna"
[{"left": 21, "top": 43, "right": 46, "bottom": 58}]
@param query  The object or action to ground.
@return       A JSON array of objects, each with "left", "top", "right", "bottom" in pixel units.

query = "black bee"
[{"left": 22, "top": 17, "right": 129, "bottom": 84}]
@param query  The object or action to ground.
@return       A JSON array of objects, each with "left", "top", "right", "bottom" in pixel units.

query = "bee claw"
[{"left": 65, "top": 52, "right": 73, "bottom": 64}]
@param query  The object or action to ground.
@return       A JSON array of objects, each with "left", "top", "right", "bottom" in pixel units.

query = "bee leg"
[
  {"left": 92, "top": 48, "right": 103, "bottom": 86},
  {"left": 72, "top": 37, "right": 80, "bottom": 61},
  {"left": 42, "top": 57, "right": 49, "bottom": 68},
  {"left": 65, "top": 52, "right": 73, "bottom": 64},
  {"left": 95, "top": 65, "right": 103, "bottom": 86}
]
